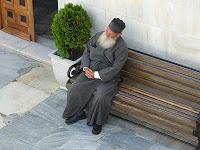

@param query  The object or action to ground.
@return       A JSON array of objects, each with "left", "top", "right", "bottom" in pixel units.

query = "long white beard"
[{"left": 97, "top": 32, "right": 116, "bottom": 49}]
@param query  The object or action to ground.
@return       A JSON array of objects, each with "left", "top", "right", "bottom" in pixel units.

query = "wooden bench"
[{"left": 66, "top": 49, "right": 200, "bottom": 149}]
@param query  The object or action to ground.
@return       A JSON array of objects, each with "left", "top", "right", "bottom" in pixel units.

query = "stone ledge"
[{"left": 0, "top": 31, "right": 54, "bottom": 65}]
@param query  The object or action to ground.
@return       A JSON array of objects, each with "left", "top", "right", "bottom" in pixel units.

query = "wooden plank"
[
  {"left": 115, "top": 94, "right": 196, "bottom": 128},
  {"left": 2, "top": 27, "right": 30, "bottom": 41},
  {"left": 27, "top": 0, "right": 35, "bottom": 41},
  {"left": 7, "top": 21, "right": 28, "bottom": 33},
  {"left": 110, "top": 108, "right": 198, "bottom": 146},
  {"left": 123, "top": 58, "right": 200, "bottom": 90},
  {"left": 122, "top": 69, "right": 200, "bottom": 99},
  {"left": 120, "top": 83, "right": 200, "bottom": 114},
  {"left": 122, "top": 73, "right": 200, "bottom": 104},
  {"left": 112, "top": 100, "right": 194, "bottom": 136},
  {"left": 2, "top": 3, "right": 14, "bottom": 10},
  {"left": 121, "top": 78, "right": 200, "bottom": 111},
  {"left": 128, "top": 50, "right": 200, "bottom": 80},
  {"left": 117, "top": 90, "right": 196, "bottom": 120},
  {"left": 119, "top": 84, "right": 199, "bottom": 118}
]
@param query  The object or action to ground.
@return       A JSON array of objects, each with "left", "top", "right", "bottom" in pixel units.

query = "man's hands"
[{"left": 83, "top": 67, "right": 94, "bottom": 79}]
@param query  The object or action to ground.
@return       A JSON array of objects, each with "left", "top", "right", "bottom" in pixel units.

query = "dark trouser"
[{"left": 62, "top": 72, "right": 119, "bottom": 126}]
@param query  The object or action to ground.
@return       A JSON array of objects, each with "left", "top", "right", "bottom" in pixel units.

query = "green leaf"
[{"left": 51, "top": 3, "right": 92, "bottom": 59}]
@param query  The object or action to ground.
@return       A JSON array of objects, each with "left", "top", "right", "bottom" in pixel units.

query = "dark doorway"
[{"left": 33, "top": 0, "right": 58, "bottom": 49}]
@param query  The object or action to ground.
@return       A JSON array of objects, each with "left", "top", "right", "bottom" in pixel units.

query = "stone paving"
[
  {"left": 0, "top": 46, "right": 59, "bottom": 127},
  {"left": 0, "top": 33, "right": 196, "bottom": 150}
]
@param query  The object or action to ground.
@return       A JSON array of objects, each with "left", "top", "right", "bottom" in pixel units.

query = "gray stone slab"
[
  {"left": 98, "top": 129, "right": 154, "bottom": 150},
  {"left": 34, "top": 126, "right": 102, "bottom": 150},
  {"left": 3, "top": 113, "right": 21, "bottom": 126},
  {"left": 0, "top": 82, "right": 50, "bottom": 115},
  {"left": 0, "top": 31, "right": 31, "bottom": 52},
  {"left": 16, "top": 64, "right": 59, "bottom": 94},
  {"left": 97, "top": 144, "right": 116, "bottom": 150},
  {"left": 20, "top": 42, "right": 54, "bottom": 65},
  {"left": 28, "top": 89, "right": 103, "bottom": 149},
  {"left": 0, "top": 113, "right": 58, "bottom": 144},
  {"left": 134, "top": 126, "right": 159, "bottom": 142},
  {"left": 29, "top": 89, "right": 67, "bottom": 126},
  {"left": 0, "top": 137, "right": 39, "bottom": 150},
  {"left": 36, "top": 35, "right": 56, "bottom": 50},
  {"left": 108, "top": 114, "right": 139, "bottom": 129},
  {"left": 162, "top": 140, "right": 195, "bottom": 150},
  {"left": 148, "top": 144, "right": 174, "bottom": 150},
  {"left": 0, "top": 47, "right": 38, "bottom": 88},
  {"left": 152, "top": 132, "right": 186, "bottom": 149}
]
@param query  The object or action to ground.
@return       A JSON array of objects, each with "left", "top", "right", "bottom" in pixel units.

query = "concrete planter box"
[{"left": 48, "top": 50, "right": 81, "bottom": 90}]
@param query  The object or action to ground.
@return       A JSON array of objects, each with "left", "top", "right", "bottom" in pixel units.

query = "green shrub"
[{"left": 51, "top": 3, "right": 92, "bottom": 60}]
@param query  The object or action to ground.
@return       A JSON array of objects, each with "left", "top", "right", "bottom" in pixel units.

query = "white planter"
[{"left": 48, "top": 50, "right": 82, "bottom": 91}]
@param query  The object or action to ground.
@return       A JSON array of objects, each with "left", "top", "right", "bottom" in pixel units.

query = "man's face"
[{"left": 105, "top": 27, "right": 121, "bottom": 39}]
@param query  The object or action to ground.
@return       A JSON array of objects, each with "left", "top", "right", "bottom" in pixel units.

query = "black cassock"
[{"left": 62, "top": 32, "right": 128, "bottom": 126}]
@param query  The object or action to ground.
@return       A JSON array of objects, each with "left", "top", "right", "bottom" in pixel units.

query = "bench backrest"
[{"left": 121, "top": 50, "right": 200, "bottom": 110}]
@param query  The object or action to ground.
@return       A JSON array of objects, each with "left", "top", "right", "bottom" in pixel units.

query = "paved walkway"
[{"left": 0, "top": 31, "right": 195, "bottom": 150}]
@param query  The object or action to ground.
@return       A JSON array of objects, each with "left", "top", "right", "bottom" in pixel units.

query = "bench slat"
[
  {"left": 115, "top": 94, "right": 196, "bottom": 128},
  {"left": 118, "top": 88, "right": 197, "bottom": 120},
  {"left": 128, "top": 50, "right": 200, "bottom": 80},
  {"left": 111, "top": 100, "right": 198, "bottom": 146},
  {"left": 122, "top": 69, "right": 200, "bottom": 99},
  {"left": 121, "top": 78, "right": 200, "bottom": 112},
  {"left": 120, "top": 82, "right": 199, "bottom": 114},
  {"left": 124, "top": 58, "right": 200, "bottom": 90},
  {"left": 122, "top": 72, "right": 200, "bottom": 105}
]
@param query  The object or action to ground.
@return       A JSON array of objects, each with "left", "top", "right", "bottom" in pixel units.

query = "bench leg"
[{"left": 194, "top": 112, "right": 200, "bottom": 150}]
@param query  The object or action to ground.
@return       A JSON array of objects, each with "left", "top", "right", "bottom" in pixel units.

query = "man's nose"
[
  {"left": 106, "top": 32, "right": 112, "bottom": 38},
  {"left": 106, "top": 32, "right": 110, "bottom": 37}
]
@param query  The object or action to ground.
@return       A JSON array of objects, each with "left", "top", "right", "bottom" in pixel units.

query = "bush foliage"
[{"left": 51, "top": 3, "right": 92, "bottom": 60}]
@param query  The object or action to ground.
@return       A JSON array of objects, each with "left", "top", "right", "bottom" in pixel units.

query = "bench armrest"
[{"left": 67, "top": 60, "right": 82, "bottom": 78}]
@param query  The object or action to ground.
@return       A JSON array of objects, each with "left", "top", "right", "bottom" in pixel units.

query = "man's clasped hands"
[{"left": 83, "top": 67, "right": 94, "bottom": 79}]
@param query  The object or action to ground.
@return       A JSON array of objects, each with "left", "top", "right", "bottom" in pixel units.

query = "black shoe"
[
  {"left": 92, "top": 124, "right": 102, "bottom": 135},
  {"left": 87, "top": 122, "right": 93, "bottom": 126},
  {"left": 65, "top": 113, "right": 86, "bottom": 125}
]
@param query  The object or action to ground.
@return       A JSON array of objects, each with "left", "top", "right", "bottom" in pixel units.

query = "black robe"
[{"left": 62, "top": 32, "right": 128, "bottom": 126}]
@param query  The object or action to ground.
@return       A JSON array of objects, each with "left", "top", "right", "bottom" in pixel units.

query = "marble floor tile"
[
  {"left": 20, "top": 42, "right": 54, "bottom": 65},
  {"left": 0, "top": 31, "right": 31, "bottom": 52},
  {"left": 0, "top": 47, "right": 38, "bottom": 88},
  {"left": 36, "top": 35, "right": 56, "bottom": 50},
  {"left": 0, "top": 82, "right": 50, "bottom": 115},
  {"left": 16, "top": 64, "right": 59, "bottom": 94},
  {"left": 0, "top": 113, "right": 58, "bottom": 144},
  {"left": 148, "top": 144, "right": 174, "bottom": 150},
  {"left": 98, "top": 128, "right": 154, "bottom": 150}
]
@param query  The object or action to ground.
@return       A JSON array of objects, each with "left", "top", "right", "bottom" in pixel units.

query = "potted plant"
[{"left": 49, "top": 3, "right": 92, "bottom": 90}]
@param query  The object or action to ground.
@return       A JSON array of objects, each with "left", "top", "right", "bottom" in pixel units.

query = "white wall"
[{"left": 58, "top": 0, "right": 200, "bottom": 71}]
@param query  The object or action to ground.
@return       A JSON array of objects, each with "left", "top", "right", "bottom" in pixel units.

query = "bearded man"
[{"left": 62, "top": 18, "right": 128, "bottom": 135}]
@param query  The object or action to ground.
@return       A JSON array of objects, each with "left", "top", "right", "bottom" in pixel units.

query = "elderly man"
[{"left": 62, "top": 18, "right": 128, "bottom": 135}]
